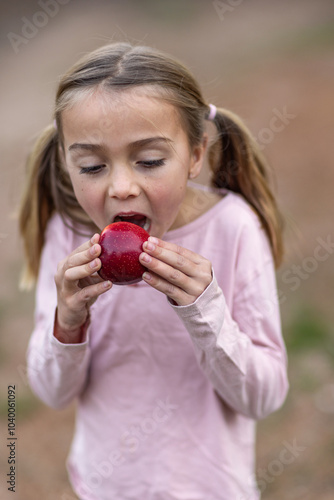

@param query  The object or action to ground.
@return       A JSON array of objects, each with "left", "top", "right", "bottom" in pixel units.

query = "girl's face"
[{"left": 61, "top": 87, "right": 206, "bottom": 237}]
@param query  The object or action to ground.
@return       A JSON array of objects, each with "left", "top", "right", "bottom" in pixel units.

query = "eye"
[
  {"left": 137, "top": 159, "right": 166, "bottom": 168},
  {"left": 79, "top": 165, "right": 105, "bottom": 175}
]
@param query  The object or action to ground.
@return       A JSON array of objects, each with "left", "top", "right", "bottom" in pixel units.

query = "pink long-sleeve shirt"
[{"left": 27, "top": 189, "right": 288, "bottom": 500}]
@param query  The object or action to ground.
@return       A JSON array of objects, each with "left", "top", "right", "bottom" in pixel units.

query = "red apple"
[{"left": 98, "top": 222, "right": 149, "bottom": 285}]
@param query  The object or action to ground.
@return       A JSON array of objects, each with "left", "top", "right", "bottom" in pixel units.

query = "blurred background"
[{"left": 1, "top": 0, "right": 334, "bottom": 498}]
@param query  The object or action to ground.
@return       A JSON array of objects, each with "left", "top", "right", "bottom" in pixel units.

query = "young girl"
[{"left": 19, "top": 42, "right": 288, "bottom": 500}]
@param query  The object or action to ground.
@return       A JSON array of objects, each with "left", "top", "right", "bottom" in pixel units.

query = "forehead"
[{"left": 61, "top": 86, "right": 185, "bottom": 147}]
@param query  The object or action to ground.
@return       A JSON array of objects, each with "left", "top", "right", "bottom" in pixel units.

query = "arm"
[
  {"left": 170, "top": 265, "right": 288, "bottom": 420},
  {"left": 26, "top": 215, "right": 111, "bottom": 409},
  {"left": 27, "top": 309, "right": 91, "bottom": 410},
  {"left": 139, "top": 226, "right": 288, "bottom": 420}
]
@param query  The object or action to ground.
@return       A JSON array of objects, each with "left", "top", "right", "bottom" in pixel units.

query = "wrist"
[{"left": 54, "top": 309, "right": 90, "bottom": 344}]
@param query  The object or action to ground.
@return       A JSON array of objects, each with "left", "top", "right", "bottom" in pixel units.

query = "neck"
[{"left": 170, "top": 184, "right": 223, "bottom": 230}]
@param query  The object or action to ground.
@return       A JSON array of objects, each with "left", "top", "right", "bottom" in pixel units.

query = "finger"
[
  {"left": 69, "top": 280, "right": 112, "bottom": 311},
  {"left": 142, "top": 241, "right": 198, "bottom": 278},
  {"left": 66, "top": 243, "right": 101, "bottom": 270},
  {"left": 144, "top": 237, "right": 203, "bottom": 265},
  {"left": 78, "top": 273, "right": 105, "bottom": 289},
  {"left": 64, "top": 257, "right": 102, "bottom": 282},
  {"left": 141, "top": 239, "right": 212, "bottom": 282},
  {"left": 140, "top": 254, "right": 205, "bottom": 299},
  {"left": 142, "top": 271, "right": 195, "bottom": 306},
  {"left": 67, "top": 233, "right": 100, "bottom": 259}
]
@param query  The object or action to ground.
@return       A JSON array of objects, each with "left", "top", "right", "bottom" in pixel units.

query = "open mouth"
[{"left": 113, "top": 213, "right": 151, "bottom": 232}]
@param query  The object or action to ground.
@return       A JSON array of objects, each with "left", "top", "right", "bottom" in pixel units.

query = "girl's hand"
[
  {"left": 54, "top": 234, "right": 112, "bottom": 342},
  {"left": 139, "top": 237, "right": 212, "bottom": 306}
]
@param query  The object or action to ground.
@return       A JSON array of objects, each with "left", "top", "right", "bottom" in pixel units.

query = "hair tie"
[{"left": 207, "top": 104, "right": 217, "bottom": 121}]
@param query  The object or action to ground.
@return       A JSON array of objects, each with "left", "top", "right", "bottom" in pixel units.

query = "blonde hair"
[{"left": 19, "top": 42, "right": 284, "bottom": 288}]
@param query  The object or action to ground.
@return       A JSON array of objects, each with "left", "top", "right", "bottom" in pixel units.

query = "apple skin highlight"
[{"left": 98, "top": 222, "right": 150, "bottom": 285}]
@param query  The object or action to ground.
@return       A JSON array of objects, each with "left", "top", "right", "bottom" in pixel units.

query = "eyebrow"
[
  {"left": 68, "top": 136, "right": 173, "bottom": 152},
  {"left": 68, "top": 143, "right": 103, "bottom": 152}
]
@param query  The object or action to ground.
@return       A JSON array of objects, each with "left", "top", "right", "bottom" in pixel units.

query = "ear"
[{"left": 188, "top": 133, "right": 208, "bottom": 179}]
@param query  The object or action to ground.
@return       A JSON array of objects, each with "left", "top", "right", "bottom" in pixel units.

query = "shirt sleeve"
[
  {"left": 169, "top": 222, "right": 289, "bottom": 421},
  {"left": 26, "top": 214, "right": 92, "bottom": 410}
]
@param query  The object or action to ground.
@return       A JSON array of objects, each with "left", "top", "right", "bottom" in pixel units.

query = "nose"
[{"left": 107, "top": 165, "right": 141, "bottom": 200}]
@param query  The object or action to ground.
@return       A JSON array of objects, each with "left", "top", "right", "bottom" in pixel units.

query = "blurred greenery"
[
  {"left": 285, "top": 305, "right": 334, "bottom": 359},
  {"left": 17, "top": 393, "right": 41, "bottom": 418},
  {"left": 297, "top": 371, "right": 322, "bottom": 393},
  {"left": 0, "top": 393, "right": 40, "bottom": 420},
  {"left": 282, "top": 21, "right": 334, "bottom": 53},
  {"left": 247, "top": 20, "right": 334, "bottom": 66},
  {"left": 135, "top": 0, "right": 202, "bottom": 23}
]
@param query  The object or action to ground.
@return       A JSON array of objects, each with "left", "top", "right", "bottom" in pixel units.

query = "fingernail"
[
  {"left": 141, "top": 253, "right": 151, "bottom": 263},
  {"left": 145, "top": 241, "right": 155, "bottom": 252},
  {"left": 90, "top": 258, "right": 98, "bottom": 268},
  {"left": 143, "top": 272, "right": 151, "bottom": 281},
  {"left": 90, "top": 244, "right": 98, "bottom": 256},
  {"left": 103, "top": 280, "right": 112, "bottom": 288},
  {"left": 148, "top": 236, "right": 158, "bottom": 245}
]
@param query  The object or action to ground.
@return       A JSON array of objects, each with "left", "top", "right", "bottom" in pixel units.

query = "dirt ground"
[{"left": 1, "top": 0, "right": 334, "bottom": 499}]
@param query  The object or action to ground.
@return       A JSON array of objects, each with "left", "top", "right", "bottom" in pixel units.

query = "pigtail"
[
  {"left": 18, "top": 125, "right": 58, "bottom": 288},
  {"left": 208, "top": 108, "right": 284, "bottom": 268},
  {"left": 19, "top": 122, "right": 89, "bottom": 289},
  {"left": 19, "top": 121, "right": 97, "bottom": 289}
]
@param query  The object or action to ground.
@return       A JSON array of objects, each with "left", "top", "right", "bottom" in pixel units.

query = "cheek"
[
  {"left": 72, "top": 179, "right": 102, "bottom": 214},
  {"left": 151, "top": 181, "right": 186, "bottom": 212},
  {"left": 71, "top": 178, "right": 86, "bottom": 204}
]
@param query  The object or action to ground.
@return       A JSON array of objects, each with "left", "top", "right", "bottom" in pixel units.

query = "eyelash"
[
  {"left": 138, "top": 159, "right": 166, "bottom": 168},
  {"left": 79, "top": 165, "right": 105, "bottom": 175},
  {"left": 79, "top": 159, "right": 165, "bottom": 175}
]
